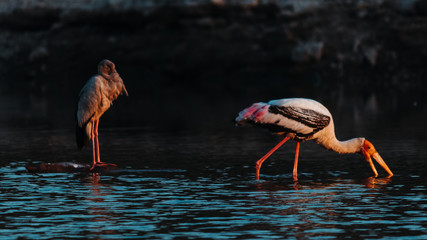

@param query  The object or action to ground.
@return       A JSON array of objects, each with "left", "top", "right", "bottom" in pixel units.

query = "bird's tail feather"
[
  {"left": 235, "top": 102, "right": 291, "bottom": 133},
  {"left": 235, "top": 102, "right": 270, "bottom": 125},
  {"left": 76, "top": 122, "right": 92, "bottom": 149}
]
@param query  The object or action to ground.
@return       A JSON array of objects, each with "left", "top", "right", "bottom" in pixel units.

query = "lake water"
[{"left": 0, "top": 125, "right": 426, "bottom": 239}]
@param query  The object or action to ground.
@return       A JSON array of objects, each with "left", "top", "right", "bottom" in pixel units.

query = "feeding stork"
[
  {"left": 76, "top": 59, "right": 128, "bottom": 170},
  {"left": 235, "top": 98, "right": 393, "bottom": 181}
]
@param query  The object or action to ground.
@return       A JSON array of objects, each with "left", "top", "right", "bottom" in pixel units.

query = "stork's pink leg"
[
  {"left": 91, "top": 122, "right": 96, "bottom": 170},
  {"left": 256, "top": 137, "right": 290, "bottom": 180},
  {"left": 91, "top": 119, "right": 117, "bottom": 170},
  {"left": 94, "top": 119, "right": 101, "bottom": 163},
  {"left": 293, "top": 142, "right": 300, "bottom": 181}
]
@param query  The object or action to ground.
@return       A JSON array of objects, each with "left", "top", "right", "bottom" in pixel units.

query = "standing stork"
[
  {"left": 235, "top": 98, "right": 393, "bottom": 181},
  {"left": 76, "top": 59, "right": 128, "bottom": 170}
]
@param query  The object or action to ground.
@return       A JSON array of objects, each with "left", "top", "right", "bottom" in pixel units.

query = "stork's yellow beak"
[{"left": 363, "top": 140, "right": 393, "bottom": 177}]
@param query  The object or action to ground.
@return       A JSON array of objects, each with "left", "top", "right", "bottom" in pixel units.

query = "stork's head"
[
  {"left": 98, "top": 59, "right": 128, "bottom": 96},
  {"left": 98, "top": 59, "right": 117, "bottom": 77},
  {"left": 362, "top": 140, "right": 393, "bottom": 177}
]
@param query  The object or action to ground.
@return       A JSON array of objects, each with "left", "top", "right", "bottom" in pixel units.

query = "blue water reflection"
[{"left": 1, "top": 128, "right": 427, "bottom": 239}]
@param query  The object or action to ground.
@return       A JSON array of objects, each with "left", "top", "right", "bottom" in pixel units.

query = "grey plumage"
[{"left": 76, "top": 59, "right": 128, "bottom": 150}]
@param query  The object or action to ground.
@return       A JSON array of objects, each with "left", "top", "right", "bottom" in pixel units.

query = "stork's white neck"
[
  {"left": 315, "top": 134, "right": 362, "bottom": 154},
  {"left": 313, "top": 119, "right": 364, "bottom": 154},
  {"left": 325, "top": 137, "right": 364, "bottom": 154}
]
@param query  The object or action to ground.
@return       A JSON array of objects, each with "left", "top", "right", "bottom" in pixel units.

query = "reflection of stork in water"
[
  {"left": 76, "top": 59, "right": 128, "bottom": 170},
  {"left": 235, "top": 98, "right": 393, "bottom": 181}
]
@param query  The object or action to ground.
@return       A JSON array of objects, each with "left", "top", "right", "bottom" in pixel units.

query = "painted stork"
[
  {"left": 235, "top": 98, "right": 393, "bottom": 180},
  {"left": 76, "top": 59, "right": 128, "bottom": 170}
]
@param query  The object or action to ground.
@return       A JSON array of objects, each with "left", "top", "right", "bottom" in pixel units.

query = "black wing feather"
[{"left": 268, "top": 105, "right": 331, "bottom": 139}]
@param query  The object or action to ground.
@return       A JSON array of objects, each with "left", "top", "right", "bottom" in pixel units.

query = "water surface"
[{"left": 0, "top": 127, "right": 426, "bottom": 239}]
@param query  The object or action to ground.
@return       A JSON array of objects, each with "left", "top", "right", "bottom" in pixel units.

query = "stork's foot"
[
  {"left": 292, "top": 174, "right": 298, "bottom": 182},
  {"left": 90, "top": 162, "right": 118, "bottom": 172}
]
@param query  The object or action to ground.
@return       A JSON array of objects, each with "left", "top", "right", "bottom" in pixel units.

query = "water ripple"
[{"left": 1, "top": 130, "right": 427, "bottom": 239}]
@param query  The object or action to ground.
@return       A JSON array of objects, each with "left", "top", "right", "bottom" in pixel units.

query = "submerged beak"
[
  {"left": 364, "top": 151, "right": 393, "bottom": 177},
  {"left": 371, "top": 152, "right": 393, "bottom": 177},
  {"left": 363, "top": 140, "right": 393, "bottom": 177}
]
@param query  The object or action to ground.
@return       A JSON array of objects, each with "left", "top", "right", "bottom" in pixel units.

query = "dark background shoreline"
[{"left": 0, "top": 2, "right": 426, "bottom": 134}]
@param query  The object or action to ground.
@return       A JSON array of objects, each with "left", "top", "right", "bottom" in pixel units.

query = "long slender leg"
[
  {"left": 91, "top": 122, "right": 96, "bottom": 168},
  {"left": 256, "top": 137, "right": 290, "bottom": 180},
  {"left": 92, "top": 120, "right": 117, "bottom": 168},
  {"left": 293, "top": 142, "right": 300, "bottom": 181},
  {"left": 94, "top": 119, "right": 101, "bottom": 163}
]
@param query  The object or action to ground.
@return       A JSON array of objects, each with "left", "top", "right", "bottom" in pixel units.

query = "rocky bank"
[{"left": 0, "top": 1, "right": 426, "bottom": 130}]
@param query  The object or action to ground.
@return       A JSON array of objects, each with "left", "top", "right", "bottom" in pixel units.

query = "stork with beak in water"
[
  {"left": 76, "top": 59, "right": 128, "bottom": 170},
  {"left": 235, "top": 98, "right": 393, "bottom": 181}
]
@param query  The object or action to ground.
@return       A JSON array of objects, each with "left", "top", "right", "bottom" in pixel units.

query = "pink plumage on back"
[{"left": 235, "top": 102, "right": 269, "bottom": 125}]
